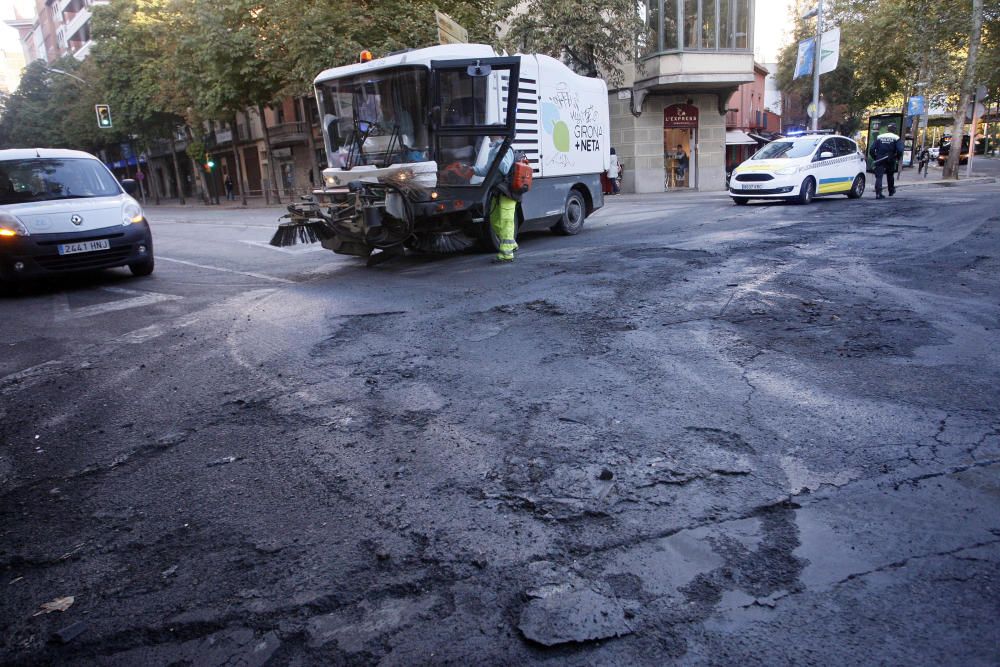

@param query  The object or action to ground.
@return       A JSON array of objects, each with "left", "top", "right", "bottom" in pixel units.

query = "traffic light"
[
  {"left": 204, "top": 158, "right": 215, "bottom": 172},
  {"left": 95, "top": 104, "right": 112, "bottom": 129}
]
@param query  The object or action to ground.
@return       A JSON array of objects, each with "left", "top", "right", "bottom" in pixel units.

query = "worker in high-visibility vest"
[{"left": 474, "top": 139, "right": 518, "bottom": 263}]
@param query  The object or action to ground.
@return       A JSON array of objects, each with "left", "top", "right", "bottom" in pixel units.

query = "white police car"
[
  {"left": 729, "top": 133, "right": 867, "bottom": 205},
  {"left": 0, "top": 148, "right": 154, "bottom": 290}
]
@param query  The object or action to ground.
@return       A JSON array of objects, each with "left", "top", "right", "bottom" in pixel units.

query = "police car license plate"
[{"left": 58, "top": 239, "right": 111, "bottom": 255}]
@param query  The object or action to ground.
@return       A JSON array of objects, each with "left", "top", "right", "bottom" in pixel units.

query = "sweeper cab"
[{"left": 270, "top": 44, "right": 610, "bottom": 263}]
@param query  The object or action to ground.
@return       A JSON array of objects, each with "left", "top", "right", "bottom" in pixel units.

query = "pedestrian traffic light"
[{"left": 95, "top": 104, "right": 112, "bottom": 129}]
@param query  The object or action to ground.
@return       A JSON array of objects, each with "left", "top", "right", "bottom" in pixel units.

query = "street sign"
[
  {"left": 807, "top": 99, "right": 827, "bottom": 118},
  {"left": 95, "top": 104, "right": 112, "bottom": 129},
  {"left": 908, "top": 96, "right": 925, "bottom": 116},
  {"left": 435, "top": 10, "right": 468, "bottom": 45}
]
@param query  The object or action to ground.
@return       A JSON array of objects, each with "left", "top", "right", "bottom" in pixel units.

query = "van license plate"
[{"left": 58, "top": 239, "right": 111, "bottom": 255}]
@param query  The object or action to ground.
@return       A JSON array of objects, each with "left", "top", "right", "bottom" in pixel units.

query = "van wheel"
[
  {"left": 796, "top": 177, "right": 815, "bottom": 205},
  {"left": 129, "top": 256, "right": 155, "bottom": 277},
  {"left": 553, "top": 189, "right": 586, "bottom": 235},
  {"left": 732, "top": 197, "right": 749, "bottom": 206},
  {"left": 847, "top": 174, "right": 865, "bottom": 199}
]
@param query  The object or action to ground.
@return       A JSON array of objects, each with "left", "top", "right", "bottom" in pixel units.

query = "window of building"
[{"left": 642, "top": 0, "right": 751, "bottom": 55}]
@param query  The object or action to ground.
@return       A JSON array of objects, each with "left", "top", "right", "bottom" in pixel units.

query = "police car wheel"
[
  {"left": 553, "top": 190, "right": 586, "bottom": 236},
  {"left": 847, "top": 174, "right": 865, "bottom": 199},
  {"left": 732, "top": 197, "right": 749, "bottom": 206},
  {"left": 796, "top": 177, "right": 815, "bottom": 205}
]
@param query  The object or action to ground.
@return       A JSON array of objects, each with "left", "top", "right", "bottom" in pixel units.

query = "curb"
[{"left": 894, "top": 176, "right": 997, "bottom": 190}]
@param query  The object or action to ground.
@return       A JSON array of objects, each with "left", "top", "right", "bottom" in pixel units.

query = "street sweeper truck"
[{"left": 270, "top": 43, "right": 610, "bottom": 262}]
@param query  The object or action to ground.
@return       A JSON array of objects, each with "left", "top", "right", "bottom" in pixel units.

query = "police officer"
[{"left": 868, "top": 123, "right": 904, "bottom": 199}]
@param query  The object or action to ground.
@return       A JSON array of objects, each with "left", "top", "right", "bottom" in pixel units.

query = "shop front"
[{"left": 664, "top": 103, "right": 698, "bottom": 189}]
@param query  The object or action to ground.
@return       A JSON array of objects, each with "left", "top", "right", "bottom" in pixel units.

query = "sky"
[{"left": 755, "top": 0, "right": 796, "bottom": 63}]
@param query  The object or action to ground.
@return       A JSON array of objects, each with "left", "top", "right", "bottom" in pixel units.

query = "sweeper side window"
[
  {"left": 431, "top": 58, "right": 520, "bottom": 188},
  {"left": 316, "top": 67, "right": 430, "bottom": 169}
]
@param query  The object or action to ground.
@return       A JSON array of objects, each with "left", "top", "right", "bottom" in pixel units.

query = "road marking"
[
  {"left": 54, "top": 287, "right": 183, "bottom": 321},
  {"left": 117, "top": 313, "right": 202, "bottom": 344},
  {"left": 239, "top": 240, "right": 325, "bottom": 254},
  {"left": 157, "top": 256, "right": 293, "bottom": 283}
]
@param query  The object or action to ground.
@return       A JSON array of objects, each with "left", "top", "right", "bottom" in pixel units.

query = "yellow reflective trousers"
[{"left": 490, "top": 195, "right": 518, "bottom": 261}]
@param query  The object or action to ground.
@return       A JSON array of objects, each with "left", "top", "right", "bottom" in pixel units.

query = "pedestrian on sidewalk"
[
  {"left": 917, "top": 146, "right": 930, "bottom": 177},
  {"left": 224, "top": 176, "right": 235, "bottom": 201},
  {"left": 868, "top": 123, "right": 904, "bottom": 199},
  {"left": 608, "top": 148, "right": 621, "bottom": 194}
]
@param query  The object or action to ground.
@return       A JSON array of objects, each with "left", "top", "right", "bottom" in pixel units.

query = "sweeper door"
[{"left": 430, "top": 57, "right": 520, "bottom": 198}]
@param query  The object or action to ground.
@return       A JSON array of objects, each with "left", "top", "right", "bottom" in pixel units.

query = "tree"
[
  {"left": 775, "top": 0, "right": 983, "bottom": 133},
  {"left": 944, "top": 0, "right": 985, "bottom": 178},
  {"left": 498, "top": 0, "right": 642, "bottom": 86}
]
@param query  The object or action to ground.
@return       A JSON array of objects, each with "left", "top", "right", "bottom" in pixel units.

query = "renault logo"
[{"left": 70, "top": 214, "right": 83, "bottom": 226}]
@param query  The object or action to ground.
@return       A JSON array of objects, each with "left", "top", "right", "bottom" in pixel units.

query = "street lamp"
[
  {"left": 804, "top": 0, "right": 825, "bottom": 132},
  {"left": 46, "top": 67, "right": 88, "bottom": 86}
]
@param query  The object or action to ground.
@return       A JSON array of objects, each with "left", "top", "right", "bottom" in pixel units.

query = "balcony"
[
  {"left": 72, "top": 39, "right": 93, "bottom": 60},
  {"left": 267, "top": 121, "right": 309, "bottom": 148},
  {"left": 63, "top": 6, "right": 91, "bottom": 45}
]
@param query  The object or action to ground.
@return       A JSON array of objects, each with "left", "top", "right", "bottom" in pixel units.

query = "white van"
[{"left": 0, "top": 148, "right": 154, "bottom": 289}]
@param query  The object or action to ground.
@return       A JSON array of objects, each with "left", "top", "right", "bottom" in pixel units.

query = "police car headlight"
[
  {"left": 774, "top": 166, "right": 799, "bottom": 176},
  {"left": 122, "top": 201, "right": 144, "bottom": 225},
  {"left": 0, "top": 212, "right": 29, "bottom": 237}
]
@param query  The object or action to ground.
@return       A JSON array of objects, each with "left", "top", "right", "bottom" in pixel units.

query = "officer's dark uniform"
[{"left": 868, "top": 125, "right": 905, "bottom": 199}]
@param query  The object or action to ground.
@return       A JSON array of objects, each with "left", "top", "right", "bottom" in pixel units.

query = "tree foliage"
[
  {"left": 775, "top": 0, "right": 1000, "bottom": 129},
  {"left": 499, "top": 0, "right": 642, "bottom": 86},
  {"left": 0, "top": 0, "right": 499, "bottom": 149}
]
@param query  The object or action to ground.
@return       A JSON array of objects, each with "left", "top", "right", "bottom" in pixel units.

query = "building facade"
[
  {"left": 5, "top": 0, "right": 107, "bottom": 65},
  {"left": 611, "top": 0, "right": 756, "bottom": 192},
  {"left": 724, "top": 62, "right": 781, "bottom": 173}
]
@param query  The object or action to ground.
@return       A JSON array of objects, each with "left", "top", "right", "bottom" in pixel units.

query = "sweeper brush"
[
  {"left": 411, "top": 230, "right": 476, "bottom": 254},
  {"left": 269, "top": 219, "right": 335, "bottom": 247}
]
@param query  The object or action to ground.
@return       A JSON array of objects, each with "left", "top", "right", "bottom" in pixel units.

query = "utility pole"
[
  {"left": 810, "top": 0, "right": 824, "bottom": 131},
  {"left": 943, "top": 0, "right": 984, "bottom": 180}
]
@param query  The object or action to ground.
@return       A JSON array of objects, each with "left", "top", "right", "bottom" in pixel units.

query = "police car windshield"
[
  {"left": 0, "top": 158, "right": 121, "bottom": 205},
  {"left": 753, "top": 138, "right": 821, "bottom": 160}
]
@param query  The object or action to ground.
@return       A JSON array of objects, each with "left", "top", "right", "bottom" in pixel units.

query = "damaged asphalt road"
[{"left": 2, "top": 183, "right": 999, "bottom": 664}]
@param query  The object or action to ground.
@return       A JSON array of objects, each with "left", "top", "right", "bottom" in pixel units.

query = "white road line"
[
  {"left": 157, "top": 256, "right": 294, "bottom": 283},
  {"left": 239, "top": 240, "right": 325, "bottom": 254},
  {"left": 54, "top": 287, "right": 184, "bottom": 321}
]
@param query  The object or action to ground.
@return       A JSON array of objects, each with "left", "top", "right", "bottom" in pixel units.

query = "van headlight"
[
  {"left": 122, "top": 201, "right": 144, "bottom": 225},
  {"left": 774, "top": 166, "right": 799, "bottom": 175},
  {"left": 0, "top": 212, "right": 29, "bottom": 237}
]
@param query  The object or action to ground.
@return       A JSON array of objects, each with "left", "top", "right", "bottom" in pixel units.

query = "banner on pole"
[
  {"left": 793, "top": 38, "right": 814, "bottom": 79},
  {"left": 819, "top": 27, "right": 840, "bottom": 75},
  {"left": 793, "top": 28, "right": 840, "bottom": 79}
]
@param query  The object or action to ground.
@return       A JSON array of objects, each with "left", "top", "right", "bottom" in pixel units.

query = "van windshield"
[
  {"left": 316, "top": 67, "right": 430, "bottom": 169},
  {"left": 753, "top": 138, "right": 821, "bottom": 160},
  {"left": 0, "top": 158, "right": 121, "bottom": 205}
]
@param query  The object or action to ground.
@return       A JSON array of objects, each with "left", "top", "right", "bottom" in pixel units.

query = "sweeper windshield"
[{"left": 317, "top": 67, "right": 430, "bottom": 170}]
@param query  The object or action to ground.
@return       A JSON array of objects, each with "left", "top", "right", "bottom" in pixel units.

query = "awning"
[{"left": 726, "top": 130, "right": 757, "bottom": 145}]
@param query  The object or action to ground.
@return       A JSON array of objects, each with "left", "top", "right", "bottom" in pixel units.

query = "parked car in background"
[
  {"left": 0, "top": 148, "right": 154, "bottom": 292},
  {"left": 937, "top": 135, "right": 986, "bottom": 166},
  {"left": 729, "top": 132, "right": 867, "bottom": 205}
]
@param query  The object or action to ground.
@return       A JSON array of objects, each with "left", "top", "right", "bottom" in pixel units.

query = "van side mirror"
[{"left": 121, "top": 179, "right": 139, "bottom": 195}]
